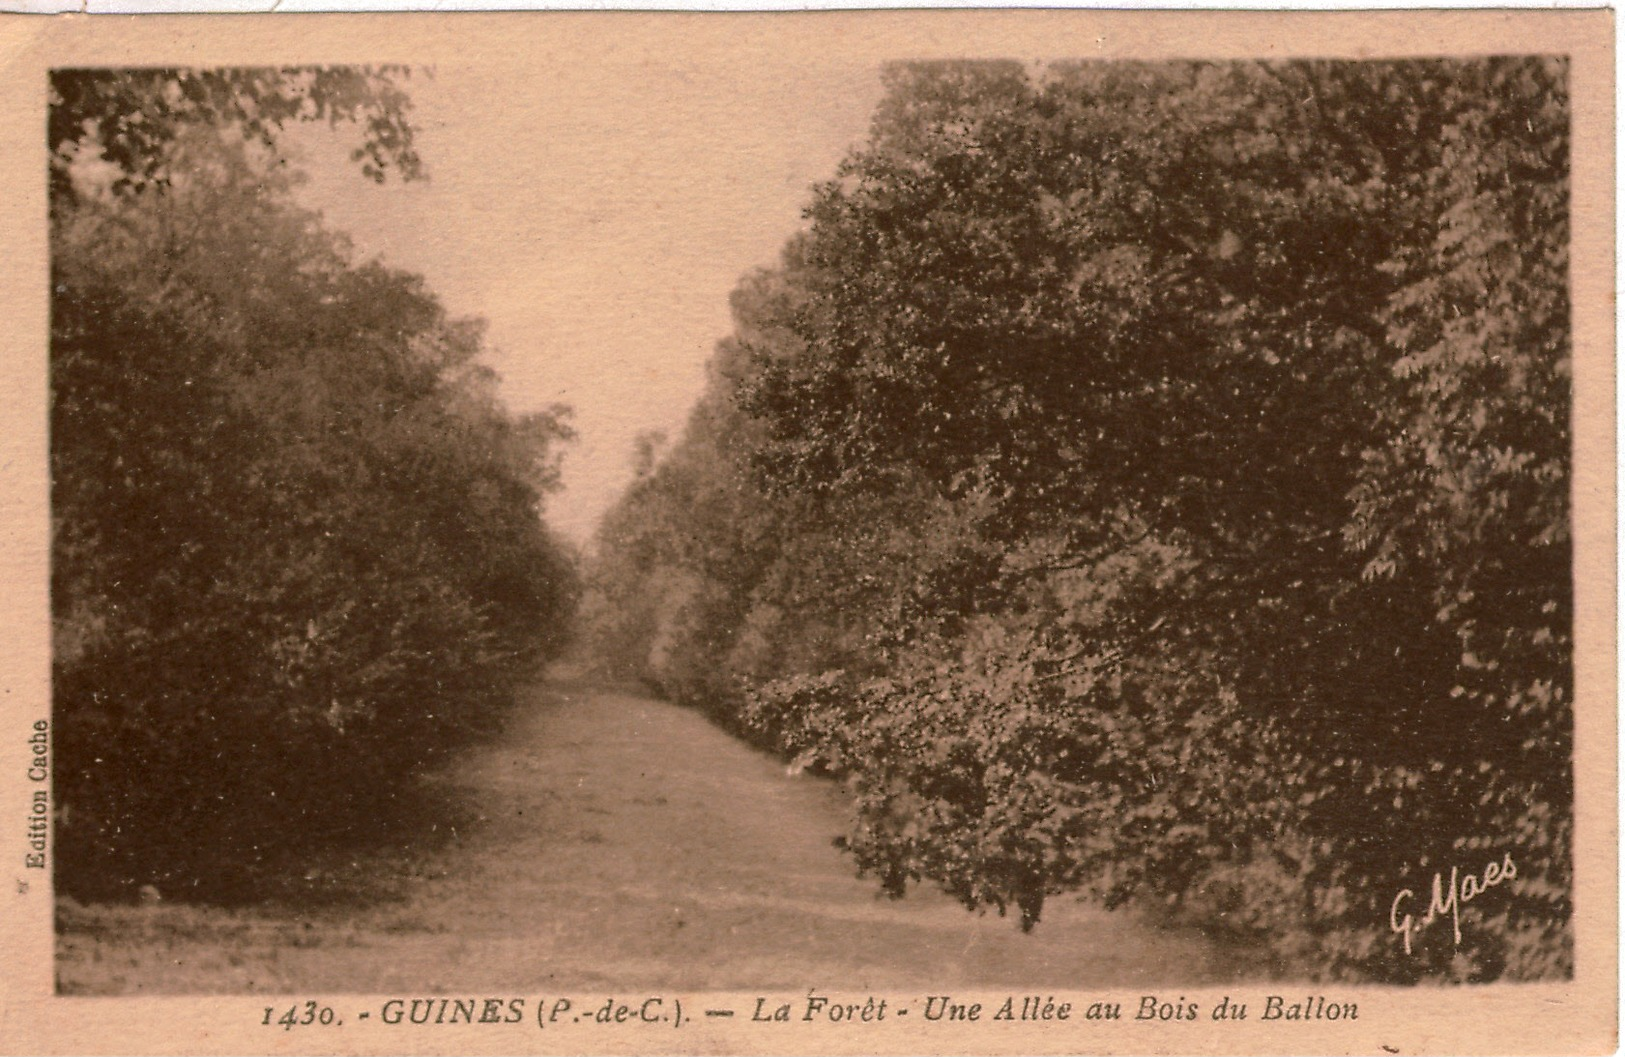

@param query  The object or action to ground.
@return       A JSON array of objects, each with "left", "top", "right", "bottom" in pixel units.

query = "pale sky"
[{"left": 288, "top": 62, "right": 885, "bottom": 544}]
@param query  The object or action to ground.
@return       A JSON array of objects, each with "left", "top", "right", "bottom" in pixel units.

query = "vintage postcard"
[{"left": 0, "top": 7, "right": 1615, "bottom": 1055}]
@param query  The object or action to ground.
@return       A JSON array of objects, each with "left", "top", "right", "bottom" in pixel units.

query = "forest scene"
[{"left": 51, "top": 56, "right": 1572, "bottom": 993}]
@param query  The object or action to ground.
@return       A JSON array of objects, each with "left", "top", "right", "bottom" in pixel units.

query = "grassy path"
[{"left": 57, "top": 678, "right": 1262, "bottom": 994}]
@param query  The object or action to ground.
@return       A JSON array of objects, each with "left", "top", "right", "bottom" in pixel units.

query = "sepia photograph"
[{"left": 0, "top": 7, "right": 1615, "bottom": 1055}]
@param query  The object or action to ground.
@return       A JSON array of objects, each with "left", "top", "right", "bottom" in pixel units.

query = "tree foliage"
[
  {"left": 586, "top": 58, "right": 1571, "bottom": 981},
  {"left": 52, "top": 73, "right": 575, "bottom": 901},
  {"left": 50, "top": 65, "right": 421, "bottom": 205}
]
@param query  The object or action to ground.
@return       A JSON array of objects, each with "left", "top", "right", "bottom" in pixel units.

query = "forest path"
[{"left": 57, "top": 676, "right": 1261, "bottom": 994}]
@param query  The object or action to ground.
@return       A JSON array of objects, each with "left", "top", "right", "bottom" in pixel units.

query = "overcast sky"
[{"left": 288, "top": 62, "right": 885, "bottom": 544}]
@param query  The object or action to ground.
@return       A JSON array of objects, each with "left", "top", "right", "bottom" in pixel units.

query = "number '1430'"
[{"left": 263, "top": 1002, "right": 338, "bottom": 1028}]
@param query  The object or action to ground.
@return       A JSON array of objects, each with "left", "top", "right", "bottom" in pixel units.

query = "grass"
[{"left": 57, "top": 676, "right": 1272, "bottom": 994}]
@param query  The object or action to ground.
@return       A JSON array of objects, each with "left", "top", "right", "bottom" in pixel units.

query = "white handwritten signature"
[{"left": 1389, "top": 854, "right": 1517, "bottom": 955}]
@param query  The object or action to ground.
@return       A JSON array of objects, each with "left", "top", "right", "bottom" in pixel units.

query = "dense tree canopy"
[
  {"left": 586, "top": 58, "right": 1571, "bottom": 982},
  {"left": 52, "top": 71, "right": 575, "bottom": 900}
]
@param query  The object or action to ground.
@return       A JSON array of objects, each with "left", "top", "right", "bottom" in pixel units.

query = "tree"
[
  {"left": 52, "top": 82, "right": 574, "bottom": 901},
  {"left": 590, "top": 58, "right": 1572, "bottom": 981},
  {"left": 50, "top": 65, "right": 421, "bottom": 207}
]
